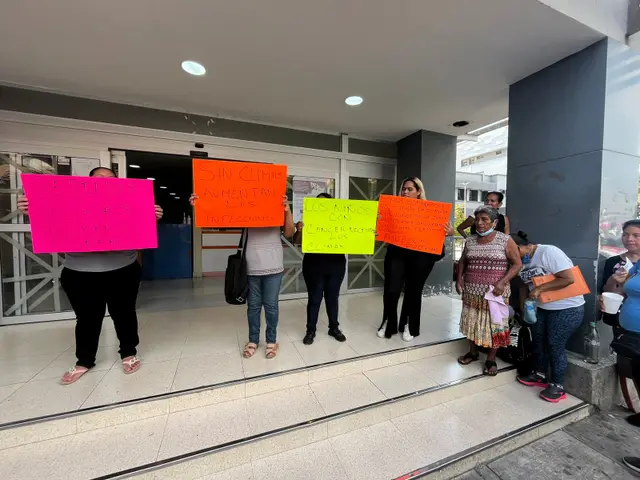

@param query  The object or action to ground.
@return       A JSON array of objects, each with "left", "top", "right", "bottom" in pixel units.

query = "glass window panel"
[
  {"left": 346, "top": 176, "right": 392, "bottom": 290},
  {"left": 0, "top": 152, "right": 95, "bottom": 319},
  {"left": 280, "top": 174, "right": 335, "bottom": 295}
]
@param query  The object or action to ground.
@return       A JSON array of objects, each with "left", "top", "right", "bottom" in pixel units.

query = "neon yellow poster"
[{"left": 301, "top": 198, "right": 378, "bottom": 254}]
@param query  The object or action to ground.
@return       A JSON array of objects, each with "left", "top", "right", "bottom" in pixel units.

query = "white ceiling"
[{"left": 0, "top": 0, "right": 604, "bottom": 141}]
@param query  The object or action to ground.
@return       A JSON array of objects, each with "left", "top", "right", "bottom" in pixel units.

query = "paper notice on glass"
[
  {"left": 292, "top": 176, "right": 334, "bottom": 223},
  {"left": 71, "top": 158, "right": 100, "bottom": 177}
]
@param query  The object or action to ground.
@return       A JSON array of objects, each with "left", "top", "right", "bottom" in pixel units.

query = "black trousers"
[
  {"left": 302, "top": 255, "right": 346, "bottom": 333},
  {"left": 380, "top": 246, "right": 436, "bottom": 337},
  {"left": 60, "top": 261, "right": 142, "bottom": 368}
]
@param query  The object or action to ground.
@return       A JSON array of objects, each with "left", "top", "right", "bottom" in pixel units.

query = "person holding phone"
[
  {"left": 190, "top": 193, "right": 295, "bottom": 359},
  {"left": 597, "top": 220, "right": 640, "bottom": 427},
  {"left": 512, "top": 231, "right": 585, "bottom": 403},
  {"left": 599, "top": 220, "right": 640, "bottom": 331},
  {"left": 377, "top": 177, "right": 454, "bottom": 341},
  {"left": 18, "top": 167, "right": 164, "bottom": 385},
  {"left": 457, "top": 191, "right": 510, "bottom": 238}
]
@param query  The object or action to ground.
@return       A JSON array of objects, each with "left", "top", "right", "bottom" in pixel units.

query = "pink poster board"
[{"left": 21, "top": 174, "right": 158, "bottom": 254}]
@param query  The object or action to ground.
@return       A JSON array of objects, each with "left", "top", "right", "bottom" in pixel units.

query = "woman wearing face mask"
[
  {"left": 377, "top": 177, "right": 454, "bottom": 341},
  {"left": 456, "top": 206, "right": 522, "bottom": 375},
  {"left": 457, "top": 191, "right": 510, "bottom": 238},
  {"left": 512, "top": 231, "right": 585, "bottom": 403},
  {"left": 292, "top": 193, "right": 347, "bottom": 345},
  {"left": 17, "top": 167, "right": 164, "bottom": 385}
]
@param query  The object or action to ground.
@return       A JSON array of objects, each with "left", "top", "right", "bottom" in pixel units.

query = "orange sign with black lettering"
[
  {"left": 193, "top": 159, "right": 287, "bottom": 228},
  {"left": 376, "top": 195, "right": 452, "bottom": 254}
]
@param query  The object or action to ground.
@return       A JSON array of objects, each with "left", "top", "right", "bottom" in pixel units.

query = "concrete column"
[
  {"left": 396, "top": 130, "right": 457, "bottom": 295},
  {"left": 507, "top": 38, "right": 640, "bottom": 355}
]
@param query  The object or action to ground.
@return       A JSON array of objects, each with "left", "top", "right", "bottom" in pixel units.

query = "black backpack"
[
  {"left": 497, "top": 314, "right": 534, "bottom": 376},
  {"left": 224, "top": 229, "right": 248, "bottom": 305}
]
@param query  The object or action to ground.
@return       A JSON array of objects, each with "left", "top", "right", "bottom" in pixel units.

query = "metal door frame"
[
  {"left": 0, "top": 150, "right": 106, "bottom": 325},
  {"left": 343, "top": 160, "right": 396, "bottom": 294}
]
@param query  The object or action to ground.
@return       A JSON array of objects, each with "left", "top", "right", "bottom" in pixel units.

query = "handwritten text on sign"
[
  {"left": 302, "top": 198, "right": 378, "bottom": 254},
  {"left": 376, "top": 195, "right": 452, "bottom": 254},
  {"left": 193, "top": 159, "right": 287, "bottom": 228},
  {"left": 21, "top": 174, "right": 157, "bottom": 254}
]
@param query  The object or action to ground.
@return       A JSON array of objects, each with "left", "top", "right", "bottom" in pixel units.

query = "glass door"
[
  {"left": 280, "top": 170, "right": 337, "bottom": 297},
  {"left": 345, "top": 161, "right": 395, "bottom": 292},
  {"left": 0, "top": 152, "right": 100, "bottom": 325}
]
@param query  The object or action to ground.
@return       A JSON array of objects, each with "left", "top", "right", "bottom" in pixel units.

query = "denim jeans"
[
  {"left": 533, "top": 305, "right": 584, "bottom": 385},
  {"left": 247, "top": 273, "right": 283, "bottom": 344}
]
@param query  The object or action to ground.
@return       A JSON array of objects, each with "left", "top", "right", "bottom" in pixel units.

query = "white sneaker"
[
  {"left": 377, "top": 328, "right": 386, "bottom": 338},
  {"left": 402, "top": 330, "right": 414, "bottom": 342}
]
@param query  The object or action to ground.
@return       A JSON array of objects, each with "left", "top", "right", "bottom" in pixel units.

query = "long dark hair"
[{"left": 511, "top": 231, "right": 532, "bottom": 246}]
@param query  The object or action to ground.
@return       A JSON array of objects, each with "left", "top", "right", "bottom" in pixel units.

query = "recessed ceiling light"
[
  {"left": 345, "top": 96, "right": 363, "bottom": 106},
  {"left": 175, "top": 197, "right": 181, "bottom": 200},
  {"left": 129, "top": 164, "right": 141, "bottom": 169},
  {"left": 452, "top": 120, "right": 470, "bottom": 128},
  {"left": 169, "top": 193, "right": 176, "bottom": 196},
  {"left": 181, "top": 60, "right": 206, "bottom": 76},
  {"left": 160, "top": 186, "right": 167, "bottom": 189},
  {"left": 147, "top": 177, "right": 155, "bottom": 181}
]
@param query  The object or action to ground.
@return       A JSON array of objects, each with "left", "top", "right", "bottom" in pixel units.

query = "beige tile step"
[
  {"left": 128, "top": 383, "right": 588, "bottom": 480},
  {"left": 0, "top": 338, "right": 468, "bottom": 451},
  {"left": 0, "top": 341, "right": 522, "bottom": 480}
]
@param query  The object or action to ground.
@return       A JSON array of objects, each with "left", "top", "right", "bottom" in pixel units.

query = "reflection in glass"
[
  {"left": 348, "top": 177, "right": 393, "bottom": 290},
  {"left": 0, "top": 152, "right": 94, "bottom": 319},
  {"left": 280, "top": 175, "right": 336, "bottom": 294}
]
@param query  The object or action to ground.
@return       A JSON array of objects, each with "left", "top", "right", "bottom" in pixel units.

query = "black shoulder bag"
[
  {"left": 225, "top": 229, "right": 249, "bottom": 305},
  {"left": 610, "top": 329, "right": 640, "bottom": 360}
]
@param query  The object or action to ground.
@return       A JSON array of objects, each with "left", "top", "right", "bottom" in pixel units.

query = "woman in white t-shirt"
[{"left": 511, "top": 231, "right": 585, "bottom": 403}]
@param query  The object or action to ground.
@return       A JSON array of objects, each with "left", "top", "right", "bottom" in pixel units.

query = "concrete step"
[
  {"left": 115, "top": 371, "right": 587, "bottom": 480},
  {"left": 0, "top": 338, "right": 482, "bottom": 479},
  {"left": 1, "top": 335, "right": 588, "bottom": 480}
]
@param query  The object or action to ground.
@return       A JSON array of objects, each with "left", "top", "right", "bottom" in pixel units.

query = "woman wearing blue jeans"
[
  {"left": 512, "top": 232, "right": 585, "bottom": 403},
  {"left": 190, "top": 193, "right": 294, "bottom": 359}
]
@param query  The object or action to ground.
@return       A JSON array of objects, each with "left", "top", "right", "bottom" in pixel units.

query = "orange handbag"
[{"left": 531, "top": 266, "right": 590, "bottom": 303}]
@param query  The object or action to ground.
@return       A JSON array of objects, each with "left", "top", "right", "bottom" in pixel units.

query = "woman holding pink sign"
[
  {"left": 18, "top": 167, "right": 164, "bottom": 385},
  {"left": 377, "top": 177, "right": 455, "bottom": 341}
]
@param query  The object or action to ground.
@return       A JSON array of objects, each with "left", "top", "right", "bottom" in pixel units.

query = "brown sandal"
[
  {"left": 243, "top": 342, "right": 258, "bottom": 358},
  {"left": 265, "top": 343, "right": 279, "bottom": 359},
  {"left": 457, "top": 352, "right": 479, "bottom": 365}
]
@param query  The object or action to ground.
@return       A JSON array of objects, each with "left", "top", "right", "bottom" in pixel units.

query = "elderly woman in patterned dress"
[{"left": 456, "top": 206, "right": 522, "bottom": 375}]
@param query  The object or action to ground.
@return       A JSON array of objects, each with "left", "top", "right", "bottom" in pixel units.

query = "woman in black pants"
[
  {"left": 377, "top": 177, "right": 453, "bottom": 342},
  {"left": 17, "top": 167, "right": 163, "bottom": 385},
  {"left": 293, "top": 193, "right": 347, "bottom": 345}
]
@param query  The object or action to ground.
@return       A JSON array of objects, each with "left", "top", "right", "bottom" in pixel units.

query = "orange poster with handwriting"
[
  {"left": 376, "top": 195, "right": 452, "bottom": 254},
  {"left": 193, "top": 159, "right": 288, "bottom": 228}
]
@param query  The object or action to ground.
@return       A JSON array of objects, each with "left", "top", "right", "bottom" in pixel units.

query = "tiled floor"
[
  {"left": 0, "top": 372, "right": 582, "bottom": 480},
  {"left": 0, "top": 285, "right": 463, "bottom": 424}
]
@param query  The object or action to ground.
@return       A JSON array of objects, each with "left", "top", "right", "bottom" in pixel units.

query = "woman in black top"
[
  {"left": 293, "top": 193, "right": 347, "bottom": 345},
  {"left": 600, "top": 219, "right": 640, "bottom": 329},
  {"left": 457, "top": 191, "right": 510, "bottom": 238},
  {"left": 377, "top": 177, "right": 454, "bottom": 342}
]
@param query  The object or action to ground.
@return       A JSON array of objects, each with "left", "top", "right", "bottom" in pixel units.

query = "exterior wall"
[
  {"left": 507, "top": 38, "right": 640, "bottom": 356},
  {"left": 0, "top": 86, "right": 396, "bottom": 157},
  {"left": 0, "top": 100, "right": 396, "bottom": 323}
]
